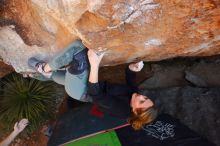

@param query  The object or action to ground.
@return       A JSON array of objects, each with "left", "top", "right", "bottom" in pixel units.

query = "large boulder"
[{"left": 0, "top": 0, "right": 220, "bottom": 73}]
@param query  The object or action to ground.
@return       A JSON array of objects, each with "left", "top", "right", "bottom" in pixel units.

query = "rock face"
[
  {"left": 0, "top": 0, "right": 220, "bottom": 73},
  {"left": 0, "top": 61, "right": 14, "bottom": 78}
]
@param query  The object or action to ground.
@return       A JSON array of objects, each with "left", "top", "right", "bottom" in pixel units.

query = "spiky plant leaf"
[{"left": 0, "top": 74, "right": 57, "bottom": 133}]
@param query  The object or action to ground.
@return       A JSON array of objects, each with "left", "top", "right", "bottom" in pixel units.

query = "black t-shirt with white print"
[{"left": 116, "top": 114, "right": 215, "bottom": 146}]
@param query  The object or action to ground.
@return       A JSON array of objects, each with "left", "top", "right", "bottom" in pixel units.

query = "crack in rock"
[{"left": 108, "top": 0, "right": 160, "bottom": 29}]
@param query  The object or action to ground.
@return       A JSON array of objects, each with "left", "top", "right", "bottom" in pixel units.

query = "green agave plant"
[{"left": 0, "top": 74, "right": 57, "bottom": 133}]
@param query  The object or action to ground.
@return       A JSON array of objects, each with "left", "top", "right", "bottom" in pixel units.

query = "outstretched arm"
[
  {"left": 126, "top": 61, "right": 144, "bottom": 87},
  {"left": 87, "top": 49, "right": 107, "bottom": 97},
  {"left": 88, "top": 49, "right": 106, "bottom": 84},
  {"left": 0, "top": 119, "right": 28, "bottom": 146}
]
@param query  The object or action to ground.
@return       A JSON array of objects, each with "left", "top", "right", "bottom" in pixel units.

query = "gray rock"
[
  {"left": 139, "top": 63, "right": 189, "bottom": 89},
  {"left": 185, "top": 60, "right": 220, "bottom": 87},
  {"left": 185, "top": 70, "right": 208, "bottom": 87}
]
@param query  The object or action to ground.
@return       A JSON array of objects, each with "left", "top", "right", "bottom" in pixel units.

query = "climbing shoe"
[{"left": 28, "top": 57, "right": 52, "bottom": 78}]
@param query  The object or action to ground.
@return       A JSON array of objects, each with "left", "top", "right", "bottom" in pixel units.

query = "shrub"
[{"left": 0, "top": 73, "right": 57, "bottom": 133}]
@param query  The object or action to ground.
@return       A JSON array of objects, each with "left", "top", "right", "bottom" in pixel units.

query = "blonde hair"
[{"left": 128, "top": 107, "right": 158, "bottom": 130}]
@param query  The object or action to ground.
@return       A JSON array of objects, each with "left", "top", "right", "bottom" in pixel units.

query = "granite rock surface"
[{"left": 0, "top": 0, "right": 220, "bottom": 73}]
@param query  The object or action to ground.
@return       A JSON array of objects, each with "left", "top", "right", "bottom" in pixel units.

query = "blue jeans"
[{"left": 32, "top": 40, "right": 90, "bottom": 102}]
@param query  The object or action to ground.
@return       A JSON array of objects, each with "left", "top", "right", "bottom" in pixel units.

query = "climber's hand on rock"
[
  {"left": 129, "top": 61, "right": 144, "bottom": 72},
  {"left": 88, "top": 48, "right": 106, "bottom": 68}
]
